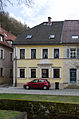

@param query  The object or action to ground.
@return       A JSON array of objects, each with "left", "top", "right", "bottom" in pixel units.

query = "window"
[
  {"left": 54, "top": 49, "right": 59, "bottom": 58},
  {"left": 31, "top": 69, "right": 36, "bottom": 78},
  {"left": 72, "top": 35, "right": 78, "bottom": 39},
  {"left": 42, "top": 69, "right": 49, "bottom": 78},
  {"left": 10, "top": 69, "right": 13, "bottom": 77},
  {"left": 0, "top": 49, "right": 4, "bottom": 59},
  {"left": 70, "top": 48, "right": 76, "bottom": 58},
  {"left": 0, "top": 36, "right": 3, "bottom": 42},
  {"left": 20, "top": 69, "right": 25, "bottom": 78},
  {"left": 10, "top": 53, "right": 12, "bottom": 61},
  {"left": 26, "top": 35, "right": 32, "bottom": 39},
  {"left": 31, "top": 49, "right": 36, "bottom": 59},
  {"left": 53, "top": 69, "right": 60, "bottom": 78},
  {"left": 42, "top": 49, "right": 48, "bottom": 59},
  {"left": 49, "top": 35, "right": 55, "bottom": 39},
  {"left": 0, "top": 68, "right": 3, "bottom": 76},
  {"left": 20, "top": 49, "right": 25, "bottom": 59}
]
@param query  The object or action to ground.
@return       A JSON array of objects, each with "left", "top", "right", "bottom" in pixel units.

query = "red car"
[{"left": 23, "top": 79, "right": 51, "bottom": 90}]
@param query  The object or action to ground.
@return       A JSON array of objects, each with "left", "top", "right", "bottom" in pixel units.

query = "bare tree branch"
[{"left": 0, "top": 0, "right": 32, "bottom": 11}]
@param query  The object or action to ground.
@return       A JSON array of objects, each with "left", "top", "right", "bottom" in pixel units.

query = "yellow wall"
[{"left": 16, "top": 45, "right": 63, "bottom": 85}]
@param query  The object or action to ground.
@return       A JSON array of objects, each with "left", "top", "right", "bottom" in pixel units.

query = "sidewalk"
[{"left": 0, "top": 86, "right": 79, "bottom": 96}]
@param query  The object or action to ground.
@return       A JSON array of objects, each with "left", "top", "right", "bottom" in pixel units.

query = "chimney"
[{"left": 48, "top": 17, "right": 52, "bottom": 24}]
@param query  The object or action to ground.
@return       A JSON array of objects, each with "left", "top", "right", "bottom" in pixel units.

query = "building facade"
[
  {"left": 0, "top": 27, "right": 16, "bottom": 84},
  {"left": 13, "top": 19, "right": 79, "bottom": 89}
]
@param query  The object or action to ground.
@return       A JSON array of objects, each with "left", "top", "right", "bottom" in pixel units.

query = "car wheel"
[
  {"left": 43, "top": 86, "right": 48, "bottom": 90},
  {"left": 25, "top": 85, "right": 30, "bottom": 89}
]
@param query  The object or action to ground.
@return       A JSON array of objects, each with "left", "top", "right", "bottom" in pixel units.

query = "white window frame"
[
  {"left": 30, "top": 48, "right": 37, "bottom": 59},
  {"left": 40, "top": 68, "right": 50, "bottom": 79},
  {"left": 53, "top": 48, "right": 60, "bottom": 59},
  {"left": 52, "top": 68, "right": 61, "bottom": 79},
  {"left": 41, "top": 48, "right": 49, "bottom": 59},
  {"left": 69, "top": 48, "right": 77, "bottom": 58},
  {"left": 19, "top": 68, "right": 26, "bottom": 78},
  {"left": 19, "top": 48, "right": 26, "bottom": 59},
  {"left": 29, "top": 68, "right": 37, "bottom": 78},
  {"left": 0, "top": 36, "right": 3, "bottom": 42}
]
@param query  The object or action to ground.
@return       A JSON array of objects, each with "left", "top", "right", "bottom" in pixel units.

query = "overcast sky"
[{"left": 5, "top": 0, "right": 79, "bottom": 27}]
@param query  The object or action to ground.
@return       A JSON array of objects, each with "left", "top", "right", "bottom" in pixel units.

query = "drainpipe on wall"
[
  {"left": 14, "top": 47, "right": 17, "bottom": 87},
  {"left": 15, "top": 55, "right": 17, "bottom": 87}
]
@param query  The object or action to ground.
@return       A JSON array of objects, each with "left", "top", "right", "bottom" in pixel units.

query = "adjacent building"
[
  {"left": 0, "top": 27, "right": 16, "bottom": 84},
  {"left": 13, "top": 18, "right": 79, "bottom": 89}
]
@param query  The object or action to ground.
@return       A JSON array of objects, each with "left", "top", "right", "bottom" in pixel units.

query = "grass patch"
[
  {"left": 0, "top": 94, "right": 79, "bottom": 103},
  {"left": 0, "top": 110, "right": 21, "bottom": 119}
]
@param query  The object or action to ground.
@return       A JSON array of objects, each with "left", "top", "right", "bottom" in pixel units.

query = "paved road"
[{"left": 0, "top": 86, "right": 79, "bottom": 96}]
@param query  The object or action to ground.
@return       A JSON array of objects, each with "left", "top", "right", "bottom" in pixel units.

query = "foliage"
[
  {"left": 0, "top": 99, "right": 78, "bottom": 119},
  {"left": 0, "top": 110, "right": 21, "bottom": 119},
  {"left": 0, "top": 11, "right": 29, "bottom": 36}
]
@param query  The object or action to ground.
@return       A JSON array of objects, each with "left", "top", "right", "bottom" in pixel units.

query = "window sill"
[{"left": 52, "top": 78, "right": 61, "bottom": 79}]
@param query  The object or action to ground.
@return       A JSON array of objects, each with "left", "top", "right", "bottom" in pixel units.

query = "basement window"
[
  {"left": 49, "top": 35, "right": 55, "bottom": 39},
  {"left": 72, "top": 35, "right": 78, "bottom": 39},
  {"left": 26, "top": 35, "right": 32, "bottom": 39}
]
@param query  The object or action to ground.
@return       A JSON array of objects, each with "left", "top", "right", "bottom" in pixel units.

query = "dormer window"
[
  {"left": 49, "top": 35, "right": 55, "bottom": 39},
  {"left": 0, "top": 35, "right": 4, "bottom": 42},
  {"left": 26, "top": 35, "right": 32, "bottom": 39},
  {"left": 6, "top": 40, "right": 13, "bottom": 46},
  {"left": 72, "top": 35, "right": 78, "bottom": 39}
]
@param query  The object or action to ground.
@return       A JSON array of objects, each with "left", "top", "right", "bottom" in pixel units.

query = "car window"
[
  {"left": 31, "top": 80, "right": 38, "bottom": 83},
  {"left": 39, "top": 80, "right": 44, "bottom": 82}
]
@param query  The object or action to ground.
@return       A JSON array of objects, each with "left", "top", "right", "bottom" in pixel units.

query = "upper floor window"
[
  {"left": 0, "top": 35, "right": 4, "bottom": 42},
  {"left": 31, "top": 49, "right": 36, "bottom": 59},
  {"left": 20, "top": 49, "right": 25, "bottom": 59},
  {"left": 42, "top": 49, "right": 48, "bottom": 59},
  {"left": 67, "top": 48, "right": 77, "bottom": 59},
  {"left": 70, "top": 48, "right": 76, "bottom": 58},
  {"left": 54, "top": 49, "right": 59, "bottom": 58}
]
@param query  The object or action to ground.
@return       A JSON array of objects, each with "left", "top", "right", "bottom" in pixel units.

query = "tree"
[
  {"left": 0, "top": 0, "right": 32, "bottom": 11},
  {"left": 0, "top": 11, "right": 29, "bottom": 36}
]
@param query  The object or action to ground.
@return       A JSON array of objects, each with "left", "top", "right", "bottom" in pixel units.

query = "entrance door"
[{"left": 70, "top": 69, "right": 76, "bottom": 83}]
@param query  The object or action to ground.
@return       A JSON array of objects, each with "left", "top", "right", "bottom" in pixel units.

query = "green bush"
[{"left": 0, "top": 99, "right": 79, "bottom": 119}]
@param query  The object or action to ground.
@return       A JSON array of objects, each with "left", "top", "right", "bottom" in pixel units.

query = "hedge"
[{"left": 0, "top": 99, "right": 79, "bottom": 119}]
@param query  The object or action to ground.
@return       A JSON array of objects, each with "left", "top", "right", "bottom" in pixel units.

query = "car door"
[
  {"left": 30, "top": 79, "right": 39, "bottom": 89},
  {"left": 38, "top": 80, "right": 44, "bottom": 88}
]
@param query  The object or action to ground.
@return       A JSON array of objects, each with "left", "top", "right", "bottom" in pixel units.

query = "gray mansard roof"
[
  {"left": 62, "top": 20, "right": 79, "bottom": 44},
  {"left": 13, "top": 20, "right": 79, "bottom": 45},
  {"left": 13, "top": 21, "right": 64, "bottom": 45}
]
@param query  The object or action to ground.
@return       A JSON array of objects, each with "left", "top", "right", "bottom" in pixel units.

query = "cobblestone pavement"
[{"left": 0, "top": 86, "right": 79, "bottom": 96}]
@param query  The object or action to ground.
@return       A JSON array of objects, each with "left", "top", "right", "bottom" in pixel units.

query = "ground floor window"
[
  {"left": 20, "top": 69, "right": 25, "bottom": 78},
  {"left": 70, "top": 69, "right": 76, "bottom": 83},
  {"left": 53, "top": 69, "right": 60, "bottom": 78},
  {"left": 31, "top": 69, "right": 36, "bottom": 78},
  {"left": 0, "top": 68, "right": 3, "bottom": 76},
  {"left": 42, "top": 69, "right": 49, "bottom": 78},
  {"left": 10, "top": 69, "right": 13, "bottom": 77}
]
